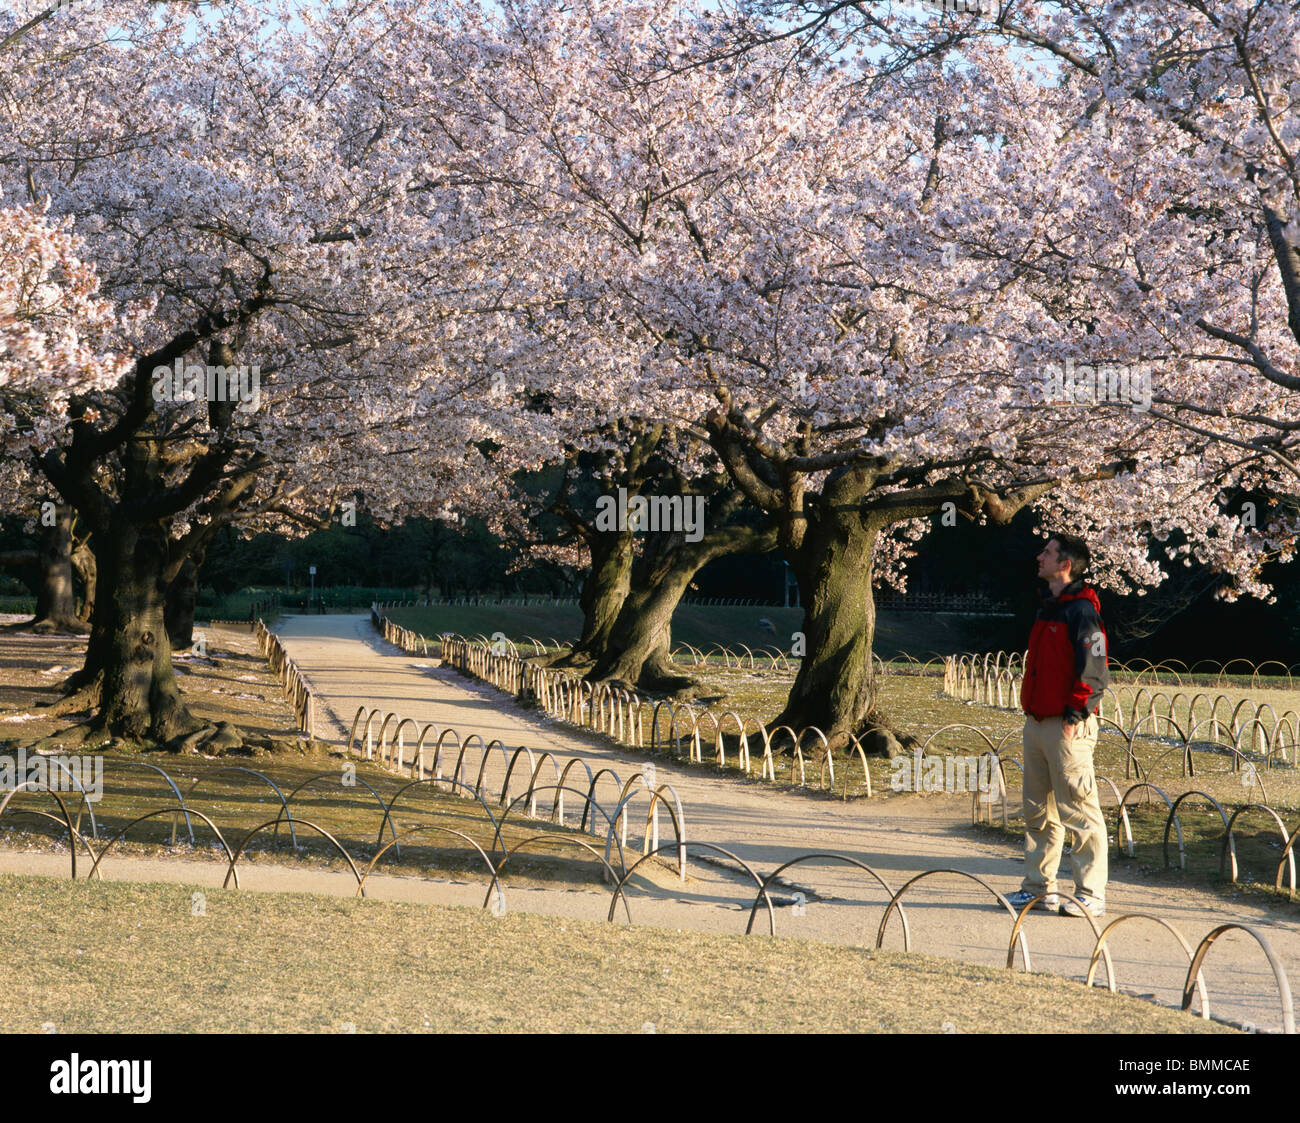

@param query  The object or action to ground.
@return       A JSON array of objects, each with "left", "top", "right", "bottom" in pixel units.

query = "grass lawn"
[
  {"left": 0, "top": 873, "right": 1232, "bottom": 1033},
  {"left": 0, "top": 625, "right": 624, "bottom": 893},
  {"left": 0, "top": 748, "right": 640, "bottom": 892},
  {"left": 388, "top": 603, "right": 1018, "bottom": 659}
]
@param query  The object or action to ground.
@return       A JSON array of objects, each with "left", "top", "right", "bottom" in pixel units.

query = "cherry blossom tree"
[
  {"left": 390, "top": 0, "right": 1281, "bottom": 750},
  {"left": 8, "top": 0, "right": 1292, "bottom": 757},
  {"left": 731, "top": 0, "right": 1300, "bottom": 585},
  {"left": 0, "top": 1, "right": 492, "bottom": 746},
  {"left": 0, "top": 196, "right": 130, "bottom": 633}
]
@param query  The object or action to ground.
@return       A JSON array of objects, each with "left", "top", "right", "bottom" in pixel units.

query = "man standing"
[{"left": 1007, "top": 534, "right": 1110, "bottom": 918}]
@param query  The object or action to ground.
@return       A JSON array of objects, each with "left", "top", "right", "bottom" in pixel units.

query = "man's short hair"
[{"left": 1049, "top": 533, "right": 1091, "bottom": 582}]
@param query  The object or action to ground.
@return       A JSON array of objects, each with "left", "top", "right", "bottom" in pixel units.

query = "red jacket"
[{"left": 1020, "top": 581, "right": 1109, "bottom": 723}]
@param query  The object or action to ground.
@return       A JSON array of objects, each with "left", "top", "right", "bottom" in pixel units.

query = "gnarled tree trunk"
[
  {"left": 587, "top": 521, "right": 777, "bottom": 694},
  {"left": 93, "top": 515, "right": 202, "bottom": 745},
  {"left": 166, "top": 552, "right": 202, "bottom": 651},
  {"left": 587, "top": 569, "right": 692, "bottom": 692},
  {"left": 552, "top": 529, "right": 633, "bottom": 668},
  {"left": 767, "top": 510, "right": 901, "bottom": 754},
  {"left": 31, "top": 505, "right": 88, "bottom": 634}
]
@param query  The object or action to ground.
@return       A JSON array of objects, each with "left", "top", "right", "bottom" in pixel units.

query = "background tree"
[
  {"left": 397, "top": 0, "right": 1262, "bottom": 751},
  {"left": 0, "top": 2, "right": 492, "bottom": 746}
]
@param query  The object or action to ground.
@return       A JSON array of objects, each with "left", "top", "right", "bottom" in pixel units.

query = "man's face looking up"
[{"left": 1037, "top": 539, "right": 1072, "bottom": 585}]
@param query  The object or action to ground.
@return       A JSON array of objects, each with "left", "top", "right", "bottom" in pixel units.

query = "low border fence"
[
  {"left": 219, "top": 611, "right": 1300, "bottom": 1031},
  {"left": 6, "top": 757, "right": 1289, "bottom": 1032},
  {"left": 433, "top": 629, "right": 874, "bottom": 799},
  {"left": 342, "top": 702, "right": 688, "bottom": 881},
  {"left": 254, "top": 619, "right": 317, "bottom": 739},
  {"left": 945, "top": 652, "right": 1300, "bottom": 779}
]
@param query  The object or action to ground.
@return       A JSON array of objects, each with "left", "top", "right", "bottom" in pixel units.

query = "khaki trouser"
[{"left": 1021, "top": 714, "right": 1108, "bottom": 902}]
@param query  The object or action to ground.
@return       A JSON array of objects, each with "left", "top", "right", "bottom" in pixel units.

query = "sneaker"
[
  {"left": 1006, "top": 889, "right": 1058, "bottom": 912},
  {"left": 1060, "top": 895, "right": 1106, "bottom": 918}
]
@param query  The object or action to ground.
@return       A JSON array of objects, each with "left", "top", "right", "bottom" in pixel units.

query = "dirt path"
[{"left": 6, "top": 612, "right": 1296, "bottom": 1031}]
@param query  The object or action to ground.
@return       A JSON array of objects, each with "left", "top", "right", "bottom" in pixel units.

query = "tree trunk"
[
  {"left": 94, "top": 518, "right": 204, "bottom": 745},
  {"left": 587, "top": 565, "right": 694, "bottom": 693},
  {"left": 769, "top": 512, "right": 907, "bottom": 755},
  {"left": 57, "top": 427, "right": 211, "bottom": 746},
  {"left": 71, "top": 532, "right": 96, "bottom": 622},
  {"left": 31, "top": 505, "right": 87, "bottom": 634},
  {"left": 166, "top": 552, "right": 201, "bottom": 650},
  {"left": 578, "top": 532, "right": 633, "bottom": 650},
  {"left": 552, "top": 531, "right": 633, "bottom": 667},
  {"left": 586, "top": 522, "right": 777, "bottom": 694}
]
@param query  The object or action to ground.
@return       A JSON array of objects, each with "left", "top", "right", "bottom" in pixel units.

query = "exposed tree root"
[
  {"left": 44, "top": 721, "right": 113, "bottom": 750},
  {"left": 590, "top": 659, "right": 701, "bottom": 701},
  {"left": 38, "top": 682, "right": 102, "bottom": 717},
  {"left": 165, "top": 720, "right": 253, "bottom": 756},
  {"left": 766, "top": 707, "right": 919, "bottom": 758},
  {"left": 28, "top": 616, "right": 91, "bottom": 636},
  {"left": 541, "top": 647, "right": 597, "bottom": 671}
]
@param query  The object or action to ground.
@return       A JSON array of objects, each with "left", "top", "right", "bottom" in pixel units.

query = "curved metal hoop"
[
  {"left": 1222, "top": 804, "right": 1293, "bottom": 890},
  {"left": 100, "top": 758, "right": 194, "bottom": 844},
  {"left": 874, "top": 869, "right": 1031, "bottom": 970},
  {"left": 490, "top": 785, "right": 627, "bottom": 876},
  {"left": 89, "top": 806, "right": 238, "bottom": 888},
  {"left": 280, "top": 770, "right": 400, "bottom": 856},
  {"left": 185, "top": 767, "right": 298, "bottom": 850},
  {"left": 377, "top": 776, "right": 501, "bottom": 856},
  {"left": 1084, "top": 913, "right": 1209, "bottom": 1018},
  {"left": 1160, "top": 790, "right": 1229, "bottom": 871},
  {"left": 494, "top": 835, "right": 630, "bottom": 920},
  {"left": 1181, "top": 924, "right": 1294, "bottom": 1034},
  {"left": 11, "top": 755, "right": 102, "bottom": 841},
  {"left": 1005, "top": 893, "right": 1112, "bottom": 986},
  {"left": 1115, "top": 781, "right": 1176, "bottom": 859},
  {"left": 608, "top": 842, "right": 772, "bottom": 933},
  {"left": 743, "top": 853, "right": 911, "bottom": 950},
  {"left": 223, "top": 817, "right": 363, "bottom": 893},
  {"left": 357, "top": 824, "right": 504, "bottom": 909},
  {"left": 0, "top": 782, "right": 98, "bottom": 879}
]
